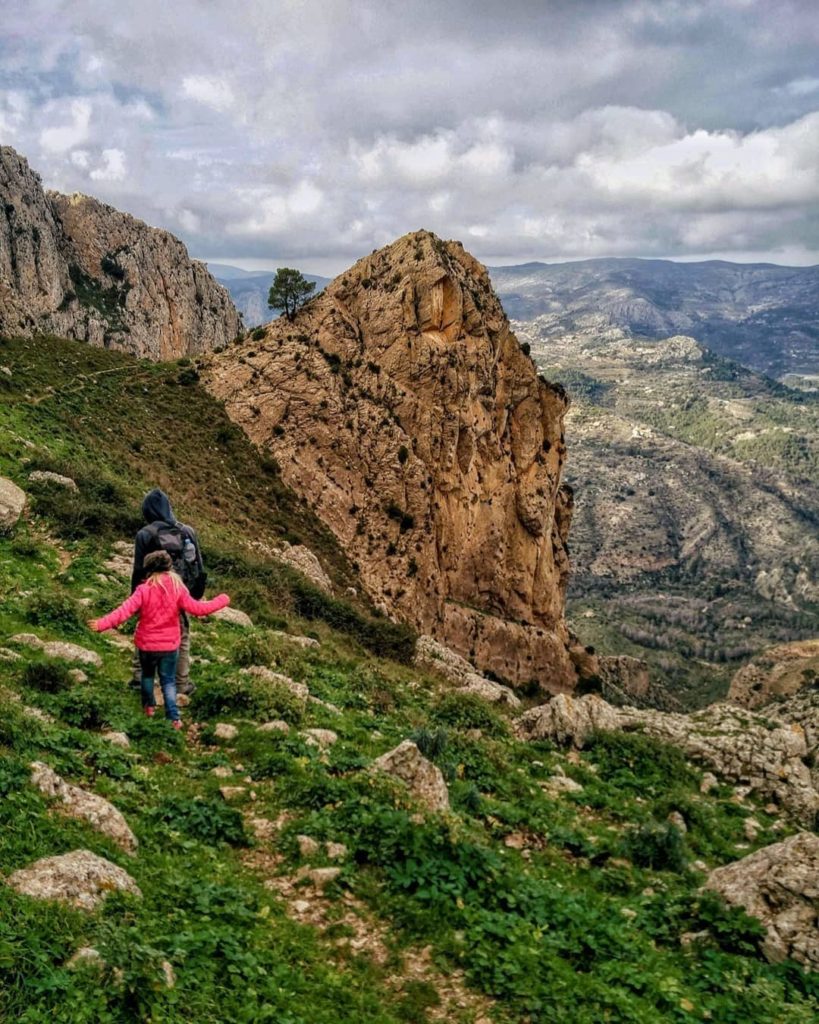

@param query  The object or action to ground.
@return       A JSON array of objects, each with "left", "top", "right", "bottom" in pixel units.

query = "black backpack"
[{"left": 147, "top": 522, "right": 206, "bottom": 598}]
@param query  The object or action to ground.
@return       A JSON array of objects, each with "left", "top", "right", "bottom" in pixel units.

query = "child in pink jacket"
[{"left": 89, "top": 550, "right": 230, "bottom": 729}]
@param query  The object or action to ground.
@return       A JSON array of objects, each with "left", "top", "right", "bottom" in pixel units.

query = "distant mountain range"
[
  {"left": 489, "top": 257, "right": 819, "bottom": 379},
  {"left": 214, "top": 256, "right": 819, "bottom": 378},
  {"left": 209, "top": 264, "right": 330, "bottom": 327}
]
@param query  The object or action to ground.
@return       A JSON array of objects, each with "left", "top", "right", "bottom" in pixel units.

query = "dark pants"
[
  {"left": 132, "top": 612, "right": 190, "bottom": 686},
  {"left": 139, "top": 648, "right": 180, "bottom": 721}
]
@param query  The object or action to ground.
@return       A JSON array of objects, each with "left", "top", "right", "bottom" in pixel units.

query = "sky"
[{"left": 1, "top": 0, "right": 818, "bottom": 276}]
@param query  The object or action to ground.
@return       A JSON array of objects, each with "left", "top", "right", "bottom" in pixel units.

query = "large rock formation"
[
  {"left": 0, "top": 146, "right": 239, "bottom": 358},
  {"left": 729, "top": 640, "right": 819, "bottom": 709},
  {"left": 205, "top": 231, "right": 579, "bottom": 689}
]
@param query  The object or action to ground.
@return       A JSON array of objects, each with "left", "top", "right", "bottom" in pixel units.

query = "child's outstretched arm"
[
  {"left": 89, "top": 589, "right": 144, "bottom": 632},
  {"left": 178, "top": 591, "right": 230, "bottom": 618}
]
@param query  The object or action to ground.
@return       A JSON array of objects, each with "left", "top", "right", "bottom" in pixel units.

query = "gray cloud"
[{"left": 1, "top": 0, "right": 818, "bottom": 274}]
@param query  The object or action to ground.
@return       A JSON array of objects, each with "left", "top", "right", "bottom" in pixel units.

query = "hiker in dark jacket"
[{"left": 129, "top": 489, "right": 207, "bottom": 695}]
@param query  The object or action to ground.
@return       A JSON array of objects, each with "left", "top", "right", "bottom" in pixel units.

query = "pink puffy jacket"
[{"left": 92, "top": 577, "right": 230, "bottom": 651}]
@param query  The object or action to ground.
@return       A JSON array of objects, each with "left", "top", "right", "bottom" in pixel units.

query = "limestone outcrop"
[
  {"left": 6, "top": 849, "right": 141, "bottom": 909},
  {"left": 372, "top": 739, "right": 450, "bottom": 812},
  {"left": 515, "top": 693, "right": 819, "bottom": 825},
  {"left": 0, "top": 476, "right": 26, "bottom": 531},
  {"left": 704, "top": 833, "right": 819, "bottom": 969},
  {"left": 0, "top": 146, "right": 239, "bottom": 358},
  {"left": 205, "top": 230, "right": 579, "bottom": 690},
  {"left": 728, "top": 640, "right": 819, "bottom": 710}
]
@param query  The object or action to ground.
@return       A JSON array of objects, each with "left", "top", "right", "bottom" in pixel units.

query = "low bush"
[
  {"left": 431, "top": 692, "right": 506, "bottom": 735},
  {"left": 621, "top": 821, "right": 687, "bottom": 872},
  {"left": 192, "top": 675, "right": 304, "bottom": 724},
  {"left": 21, "top": 662, "right": 73, "bottom": 693},
  {"left": 24, "top": 590, "right": 83, "bottom": 634},
  {"left": 146, "top": 795, "right": 248, "bottom": 847},
  {"left": 57, "top": 690, "right": 110, "bottom": 729}
]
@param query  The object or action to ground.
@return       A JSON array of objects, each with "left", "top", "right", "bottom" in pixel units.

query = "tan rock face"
[
  {"left": 205, "top": 231, "right": 575, "bottom": 689},
  {"left": 0, "top": 146, "right": 239, "bottom": 359},
  {"left": 728, "top": 639, "right": 819, "bottom": 710}
]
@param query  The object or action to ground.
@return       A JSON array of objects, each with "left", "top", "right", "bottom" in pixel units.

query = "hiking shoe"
[
  {"left": 177, "top": 682, "right": 196, "bottom": 696},
  {"left": 144, "top": 706, "right": 156, "bottom": 718},
  {"left": 171, "top": 719, "right": 183, "bottom": 731}
]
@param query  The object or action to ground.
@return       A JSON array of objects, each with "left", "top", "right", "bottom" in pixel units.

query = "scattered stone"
[
  {"left": 704, "top": 832, "right": 819, "bottom": 969},
  {"left": 680, "top": 930, "right": 709, "bottom": 947},
  {"left": 249, "top": 817, "right": 278, "bottom": 841},
  {"left": 102, "top": 554, "right": 132, "bottom": 578},
  {"left": 700, "top": 773, "right": 719, "bottom": 794},
  {"left": 270, "top": 630, "right": 320, "bottom": 649},
  {"left": 744, "top": 818, "right": 762, "bottom": 841},
  {"left": 415, "top": 634, "right": 476, "bottom": 684},
  {"left": 6, "top": 849, "right": 141, "bottom": 910},
  {"left": 0, "top": 476, "right": 26, "bottom": 531},
  {"left": 100, "top": 731, "right": 130, "bottom": 749},
  {"left": 213, "top": 722, "right": 239, "bottom": 741},
  {"left": 257, "top": 720, "right": 290, "bottom": 734},
  {"left": 306, "top": 867, "right": 341, "bottom": 887},
  {"left": 503, "top": 833, "right": 527, "bottom": 849},
  {"left": 30, "top": 762, "right": 137, "bottom": 853},
  {"left": 301, "top": 728, "right": 338, "bottom": 749},
  {"left": 460, "top": 674, "right": 521, "bottom": 708},
  {"left": 371, "top": 740, "right": 450, "bottom": 813},
  {"left": 542, "top": 774, "right": 584, "bottom": 795},
  {"left": 68, "top": 669, "right": 88, "bottom": 684},
  {"left": 28, "top": 470, "right": 77, "bottom": 490},
  {"left": 297, "top": 835, "right": 321, "bottom": 858},
  {"left": 212, "top": 606, "right": 254, "bottom": 628},
  {"left": 161, "top": 961, "right": 176, "bottom": 989},
  {"left": 66, "top": 947, "right": 104, "bottom": 970},
  {"left": 241, "top": 666, "right": 309, "bottom": 701},
  {"left": 620, "top": 908, "right": 637, "bottom": 920},
  {"left": 274, "top": 542, "right": 333, "bottom": 593},
  {"left": 0, "top": 647, "right": 21, "bottom": 661},
  {"left": 292, "top": 899, "right": 312, "bottom": 914},
  {"left": 667, "top": 811, "right": 688, "bottom": 834},
  {"left": 691, "top": 860, "right": 709, "bottom": 873},
  {"left": 8, "top": 633, "right": 102, "bottom": 668},
  {"left": 0, "top": 365, "right": 11, "bottom": 376},
  {"left": 103, "top": 632, "right": 132, "bottom": 651},
  {"left": 22, "top": 705, "right": 55, "bottom": 724},
  {"left": 210, "top": 766, "right": 233, "bottom": 778},
  {"left": 326, "top": 842, "right": 348, "bottom": 861},
  {"left": 219, "top": 786, "right": 246, "bottom": 802}
]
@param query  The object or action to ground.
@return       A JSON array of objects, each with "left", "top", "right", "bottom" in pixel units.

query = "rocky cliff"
[
  {"left": 0, "top": 147, "right": 239, "bottom": 359},
  {"left": 205, "top": 231, "right": 582, "bottom": 690}
]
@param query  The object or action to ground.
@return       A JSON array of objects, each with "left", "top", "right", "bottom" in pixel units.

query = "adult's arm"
[{"left": 92, "top": 589, "right": 144, "bottom": 632}]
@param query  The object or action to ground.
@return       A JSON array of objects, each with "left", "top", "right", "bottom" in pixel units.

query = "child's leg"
[
  {"left": 138, "top": 650, "right": 158, "bottom": 709},
  {"left": 158, "top": 649, "right": 180, "bottom": 721}
]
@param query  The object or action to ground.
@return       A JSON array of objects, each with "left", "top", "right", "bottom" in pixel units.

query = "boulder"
[
  {"left": 514, "top": 693, "right": 621, "bottom": 748},
  {"left": 28, "top": 470, "right": 77, "bottom": 490},
  {"left": 0, "top": 476, "right": 26, "bottom": 531},
  {"left": 705, "top": 832, "right": 819, "bottom": 969},
  {"left": 30, "top": 762, "right": 137, "bottom": 853},
  {"left": 240, "top": 666, "right": 310, "bottom": 701},
  {"left": 212, "top": 606, "right": 253, "bottom": 628},
  {"left": 257, "top": 720, "right": 290, "bottom": 734},
  {"left": 460, "top": 674, "right": 521, "bottom": 708},
  {"left": 274, "top": 542, "right": 333, "bottom": 593},
  {"left": 6, "top": 849, "right": 141, "bottom": 909},
  {"left": 213, "top": 722, "right": 239, "bottom": 741},
  {"left": 270, "top": 630, "right": 320, "bottom": 649},
  {"left": 100, "top": 731, "right": 129, "bottom": 748},
  {"left": 729, "top": 640, "right": 819, "bottom": 710},
  {"left": 9, "top": 633, "right": 102, "bottom": 668},
  {"left": 301, "top": 728, "right": 338, "bottom": 749},
  {"left": 371, "top": 740, "right": 449, "bottom": 813}
]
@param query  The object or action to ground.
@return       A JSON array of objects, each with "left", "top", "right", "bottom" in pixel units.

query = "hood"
[{"left": 141, "top": 488, "right": 175, "bottom": 525}]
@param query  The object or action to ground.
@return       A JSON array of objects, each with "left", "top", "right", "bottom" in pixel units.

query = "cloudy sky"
[{"left": 1, "top": 0, "right": 818, "bottom": 274}]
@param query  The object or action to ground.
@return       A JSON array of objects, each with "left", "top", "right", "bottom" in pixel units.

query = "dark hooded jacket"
[{"left": 131, "top": 488, "right": 205, "bottom": 593}]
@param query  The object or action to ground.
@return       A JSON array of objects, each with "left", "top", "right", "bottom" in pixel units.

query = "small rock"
[
  {"left": 307, "top": 867, "right": 341, "bottom": 887},
  {"left": 100, "top": 731, "right": 130, "bottom": 748},
  {"left": 0, "top": 647, "right": 21, "bottom": 661},
  {"left": 66, "top": 947, "right": 104, "bottom": 970},
  {"left": 371, "top": 740, "right": 450, "bottom": 813},
  {"left": 9, "top": 634, "right": 102, "bottom": 668},
  {"left": 241, "top": 666, "right": 309, "bottom": 701},
  {"left": 270, "top": 630, "right": 320, "bottom": 649},
  {"left": 30, "top": 762, "right": 137, "bottom": 853},
  {"left": 6, "top": 849, "right": 141, "bottom": 910},
  {"left": 292, "top": 899, "right": 312, "bottom": 914},
  {"left": 744, "top": 818, "right": 762, "bottom": 841},
  {"left": 0, "top": 476, "right": 26, "bottom": 531},
  {"left": 460, "top": 674, "right": 521, "bottom": 707},
  {"left": 22, "top": 705, "right": 55, "bottom": 724},
  {"left": 691, "top": 860, "right": 709, "bottom": 872},
  {"left": 503, "top": 832, "right": 527, "bottom": 849},
  {"left": 326, "top": 842, "right": 348, "bottom": 861},
  {"left": 0, "top": 365, "right": 11, "bottom": 377},
  {"left": 542, "top": 774, "right": 584, "bottom": 795},
  {"left": 28, "top": 471, "right": 77, "bottom": 490},
  {"left": 680, "top": 930, "right": 709, "bottom": 947},
  {"left": 161, "top": 961, "right": 176, "bottom": 989},
  {"left": 249, "top": 817, "right": 277, "bottom": 841},
  {"left": 68, "top": 669, "right": 88, "bottom": 684},
  {"left": 210, "top": 766, "right": 233, "bottom": 778},
  {"left": 620, "top": 908, "right": 637, "bottom": 920},
  {"left": 257, "top": 720, "right": 290, "bottom": 734},
  {"left": 213, "top": 722, "right": 239, "bottom": 741},
  {"left": 297, "top": 835, "right": 321, "bottom": 858},
  {"left": 219, "top": 786, "right": 246, "bottom": 802},
  {"left": 301, "top": 728, "right": 338, "bottom": 749},
  {"left": 667, "top": 811, "right": 688, "bottom": 834},
  {"left": 212, "top": 606, "right": 254, "bottom": 628}
]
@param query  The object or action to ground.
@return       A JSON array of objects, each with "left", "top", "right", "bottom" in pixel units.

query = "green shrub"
[
  {"left": 24, "top": 590, "right": 83, "bottom": 634},
  {"left": 28, "top": 461, "right": 141, "bottom": 541},
  {"left": 57, "top": 690, "right": 110, "bottom": 729},
  {"left": 584, "top": 730, "right": 696, "bottom": 794},
  {"left": 622, "top": 821, "right": 687, "bottom": 872},
  {"left": 147, "top": 795, "right": 248, "bottom": 846},
  {"left": 231, "top": 630, "right": 277, "bottom": 667},
  {"left": 431, "top": 692, "right": 506, "bottom": 735},
  {"left": 21, "top": 661, "right": 73, "bottom": 693},
  {"left": 192, "top": 675, "right": 304, "bottom": 724},
  {"left": 411, "top": 726, "right": 449, "bottom": 761}
]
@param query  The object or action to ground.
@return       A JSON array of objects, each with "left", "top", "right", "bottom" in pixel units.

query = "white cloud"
[
  {"left": 39, "top": 98, "right": 92, "bottom": 153},
  {"left": 784, "top": 77, "right": 819, "bottom": 97},
  {"left": 90, "top": 148, "right": 127, "bottom": 182},
  {"left": 181, "top": 75, "right": 235, "bottom": 112}
]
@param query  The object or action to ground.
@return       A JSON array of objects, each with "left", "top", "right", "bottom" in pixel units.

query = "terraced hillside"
[{"left": 1, "top": 335, "right": 818, "bottom": 1023}]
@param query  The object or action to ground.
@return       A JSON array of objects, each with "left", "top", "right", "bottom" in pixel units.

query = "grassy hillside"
[{"left": 1, "top": 335, "right": 818, "bottom": 1022}]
